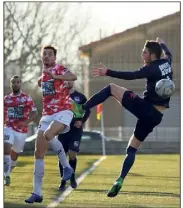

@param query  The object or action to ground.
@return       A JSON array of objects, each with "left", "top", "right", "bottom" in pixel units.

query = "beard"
[{"left": 12, "top": 88, "right": 20, "bottom": 94}]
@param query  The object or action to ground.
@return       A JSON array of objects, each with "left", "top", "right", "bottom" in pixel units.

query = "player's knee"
[
  {"left": 68, "top": 151, "right": 77, "bottom": 160},
  {"left": 69, "top": 154, "right": 76, "bottom": 160},
  {"left": 11, "top": 152, "right": 19, "bottom": 161},
  {"left": 34, "top": 148, "right": 45, "bottom": 159},
  {"left": 109, "top": 83, "right": 115, "bottom": 92},
  {"left": 43, "top": 130, "right": 55, "bottom": 141},
  {"left": 126, "top": 146, "right": 137, "bottom": 155},
  {"left": 109, "top": 83, "right": 126, "bottom": 98}
]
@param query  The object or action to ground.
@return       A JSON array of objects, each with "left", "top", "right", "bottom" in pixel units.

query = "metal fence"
[
  {"left": 88, "top": 126, "right": 180, "bottom": 142},
  {"left": 28, "top": 124, "right": 180, "bottom": 142}
]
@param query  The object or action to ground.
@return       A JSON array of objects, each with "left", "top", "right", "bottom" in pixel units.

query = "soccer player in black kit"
[
  {"left": 73, "top": 37, "right": 173, "bottom": 197},
  {"left": 58, "top": 81, "right": 90, "bottom": 191}
]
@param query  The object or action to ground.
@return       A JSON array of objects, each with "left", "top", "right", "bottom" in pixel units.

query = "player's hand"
[
  {"left": 74, "top": 120, "right": 83, "bottom": 128},
  {"left": 156, "top": 37, "right": 165, "bottom": 44},
  {"left": 91, "top": 62, "right": 107, "bottom": 77},
  {"left": 47, "top": 71, "right": 57, "bottom": 79},
  {"left": 17, "top": 121, "right": 28, "bottom": 128}
]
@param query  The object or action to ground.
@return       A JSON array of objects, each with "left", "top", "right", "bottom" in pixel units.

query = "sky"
[{"left": 78, "top": 2, "right": 180, "bottom": 44}]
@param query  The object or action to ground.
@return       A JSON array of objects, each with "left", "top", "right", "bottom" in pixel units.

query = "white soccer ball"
[{"left": 155, "top": 79, "right": 175, "bottom": 98}]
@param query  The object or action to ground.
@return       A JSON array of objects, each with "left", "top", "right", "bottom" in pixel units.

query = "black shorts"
[
  {"left": 122, "top": 91, "right": 163, "bottom": 142},
  {"left": 58, "top": 126, "right": 83, "bottom": 153}
]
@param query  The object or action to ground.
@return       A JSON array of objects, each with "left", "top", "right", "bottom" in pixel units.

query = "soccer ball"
[{"left": 155, "top": 79, "right": 175, "bottom": 98}]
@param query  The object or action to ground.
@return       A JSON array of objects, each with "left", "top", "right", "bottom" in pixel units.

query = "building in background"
[{"left": 79, "top": 12, "right": 180, "bottom": 141}]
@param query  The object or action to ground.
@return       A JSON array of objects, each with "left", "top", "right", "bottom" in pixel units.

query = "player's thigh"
[
  {"left": 131, "top": 119, "right": 157, "bottom": 148},
  {"left": 4, "top": 127, "right": 14, "bottom": 155},
  {"left": 35, "top": 130, "right": 48, "bottom": 158},
  {"left": 44, "top": 121, "right": 66, "bottom": 141},
  {"left": 12, "top": 131, "right": 27, "bottom": 153},
  {"left": 44, "top": 110, "right": 74, "bottom": 140},
  {"left": 110, "top": 83, "right": 127, "bottom": 104}
]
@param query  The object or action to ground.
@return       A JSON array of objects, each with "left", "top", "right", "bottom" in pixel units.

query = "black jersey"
[{"left": 106, "top": 43, "right": 173, "bottom": 108}]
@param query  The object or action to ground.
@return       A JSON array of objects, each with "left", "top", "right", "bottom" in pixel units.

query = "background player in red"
[
  {"left": 4, "top": 75, "right": 38, "bottom": 186},
  {"left": 25, "top": 46, "right": 77, "bottom": 204}
]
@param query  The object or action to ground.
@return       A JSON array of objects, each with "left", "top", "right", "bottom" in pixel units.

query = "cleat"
[
  {"left": 25, "top": 193, "right": 43, "bottom": 203},
  {"left": 58, "top": 180, "right": 66, "bottom": 191},
  {"left": 70, "top": 173, "right": 77, "bottom": 189},
  {"left": 5, "top": 176, "right": 10, "bottom": 186},
  {"left": 63, "top": 167, "right": 73, "bottom": 181},
  {"left": 71, "top": 101, "right": 85, "bottom": 118},
  {"left": 107, "top": 177, "right": 123, "bottom": 197}
]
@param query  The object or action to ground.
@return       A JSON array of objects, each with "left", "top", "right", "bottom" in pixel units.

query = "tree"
[{"left": 4, "top": 2, "right": 90, "bottom": 87}]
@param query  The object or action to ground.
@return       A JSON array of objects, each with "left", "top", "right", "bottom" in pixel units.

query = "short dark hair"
[
  {"left": 144, "top": 40, "right": 162, "bottom": 59},
  {"left": 42, "top": 45, "right": 57, "bottom": 56},
  {"left": 10, "top": 75, "right": 21, "bottom": 83}
]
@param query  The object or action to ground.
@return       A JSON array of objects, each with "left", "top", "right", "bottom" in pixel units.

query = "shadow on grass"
[
  {"left": 47, "top": 159, "right": 99, "bottom": 201},
  {"left": 15, "top": 160, "right": 33, "bottom": 168},
  {"left": 119, "top": 191, "right": 180, "bottom": 198},
  {"left": 60, "top": 203, "right": 158, "bottom": 208},
  {"left": 145, "top": 175, "right": 179, "bottom": 180},
  {"left": 4, "top": 202, "right": 45, "bottom": 208},
  {"left": 74, "top": 188, "right": 180, "bottom": 198}
]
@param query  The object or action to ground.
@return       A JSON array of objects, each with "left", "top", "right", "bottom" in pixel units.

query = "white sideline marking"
[{"left": 46, "top": 155, "right": 106, "bottom": 208}]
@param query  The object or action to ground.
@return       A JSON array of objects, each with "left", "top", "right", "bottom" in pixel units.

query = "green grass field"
[{"left": 4, "top": 154, "right": 180, "bottom": 208}]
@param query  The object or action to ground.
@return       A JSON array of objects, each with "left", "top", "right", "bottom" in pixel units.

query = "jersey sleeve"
[
  {"left": 106, "top": 65, "right": 154, "bottom": 80},
  {"left": 160, "top": 43, "right": 172, "bottom": 64},
  {"left": 57, "top": 65, "right": 71, "bottom": 75},
  {"left": 27, "top": 96, "right": 37, "bottom": 112}
]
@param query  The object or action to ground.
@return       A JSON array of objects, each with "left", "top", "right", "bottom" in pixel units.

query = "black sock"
[
  {"left": 69, "top": 158, "right": 77, "bottom": 173},
  {"left": 58, "top": 161, "right": 63, "bottom": 178},
  {"left": 83, "top": 85, "right": 111, "bottom": 111},
  {"left": 120, "top": 146, "right": 137, "bottom": 179}
]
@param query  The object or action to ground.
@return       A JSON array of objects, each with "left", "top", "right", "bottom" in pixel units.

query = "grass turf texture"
[{"left": 4, "top": 154, "right": 180, "bottom": 208}]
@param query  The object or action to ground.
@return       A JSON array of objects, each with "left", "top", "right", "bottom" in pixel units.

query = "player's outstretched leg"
[
  {"left": 107, "top": 146, "right": 137, "bottom": 197},
  {"left": 72, "top": 85, "right": 112, "bottom": 118}
]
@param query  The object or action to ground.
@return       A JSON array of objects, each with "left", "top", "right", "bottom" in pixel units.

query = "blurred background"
[{"left": 4, "top": 2, "right": 180, "bottom": 155}]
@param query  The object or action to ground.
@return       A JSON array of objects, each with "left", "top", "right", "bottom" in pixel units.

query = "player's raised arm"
[
  {"left": 156, "top": 37, "right": 172, "bottom": 64},
  {"left": 92, "top": 62, "right": 152, "bottom": 80},
  {"left": 48, "top": 70, "right": 77, "bottom": 81}
]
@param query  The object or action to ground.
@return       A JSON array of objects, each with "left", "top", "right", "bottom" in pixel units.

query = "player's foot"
[
  {"left": 72, "top": 101, "right": 85, "bottom": 118},
  {"left": 63, "top": 167, "right": 73, "bottom": 181},
  {"left": 58, "top": 180, "right": 66, "bottom": 191},
  {"left": 107, "top": 177, "right": 123, "bottom": 197},
  {"left": 25, "top": 193, "right": 43, "bottom": 203},
  {"left": 5, "top": 176, "right": 10, "bottom": 186},
  {"left": 70, "top": 173, "right": 77, "bottom": 189}
]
